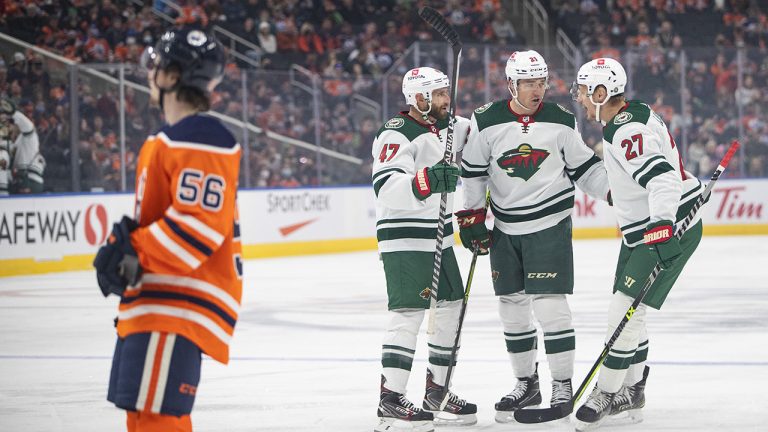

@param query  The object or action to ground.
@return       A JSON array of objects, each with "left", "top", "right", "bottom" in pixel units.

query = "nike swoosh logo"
[{"left": 279, "top": 219, "right": 318, "bottom": 237}]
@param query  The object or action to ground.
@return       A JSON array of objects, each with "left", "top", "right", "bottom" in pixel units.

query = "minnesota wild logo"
[
  {"left": 497, "top": 144, "right": 550, "bottom": 180},
  {"left": 419, "top": 287, "right": 431, "bottom": 300}
]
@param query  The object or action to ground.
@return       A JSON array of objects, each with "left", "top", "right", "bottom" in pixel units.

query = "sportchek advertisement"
[{"left": 1, "top": 179, "right": 766, "bottom": 275}]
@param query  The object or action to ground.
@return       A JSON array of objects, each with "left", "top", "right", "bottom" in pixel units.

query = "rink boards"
[{"left": 1, "top": 179, "right": 767, "bottom": 276}]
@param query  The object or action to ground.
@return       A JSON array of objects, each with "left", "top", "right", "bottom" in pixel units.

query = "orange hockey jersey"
[{"left": 117, "top": 114, "right": 242, "bottom": 364}]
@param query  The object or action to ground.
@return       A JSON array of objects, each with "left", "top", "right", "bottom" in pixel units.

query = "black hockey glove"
[
  {"left": 455, "top": 208, "right": 491, "bottom": 255},
  {"left": 412, "top": 162, "right": 459, "bottom": 200},
  {"left": 644, "top": 220, "right": 681, "bottom": 269},
  {"left": 93, "top": 216, "right": 142, "bottom": 297}
]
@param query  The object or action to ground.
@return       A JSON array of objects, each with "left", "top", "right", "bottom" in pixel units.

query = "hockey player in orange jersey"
[{"left": 93, "top": 27, "right": 242, "bottom": 432}]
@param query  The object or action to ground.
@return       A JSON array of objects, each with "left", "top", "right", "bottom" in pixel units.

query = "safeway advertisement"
[
  {"left": 1, "top": 179, "right": 766, "bottom": 265},
  {"left": 0, "top": 194, "right": 133, "bottom": 260}
]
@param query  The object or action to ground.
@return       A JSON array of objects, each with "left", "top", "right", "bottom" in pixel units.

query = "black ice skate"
[
  {"left": 550, "top": 378, "right": 572, "bottom": 408},
  {"left": 376, "top": 376, "right": 434, "bottom": 432},
  {"left": 610, "top": 366, "right": 650, "bottom": 423},
  {"left": 422, "top": 370, "right": 477, "bottom": 426},
  {"left": 494, "top": 365, "right": 542, "bottom": 423},
  {"left": 574, "top": 387, "right": 616, "bottom": 431}
]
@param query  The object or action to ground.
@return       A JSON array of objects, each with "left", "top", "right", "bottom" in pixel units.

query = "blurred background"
[{"left": 0, "top": 0, "right": 765, "bottom": 194}]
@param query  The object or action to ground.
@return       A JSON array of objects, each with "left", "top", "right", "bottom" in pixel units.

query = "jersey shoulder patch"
[
  {"left": 474, "top": 102, "right": 493, "bottom": 114},
  {"left": 473, "top": 100, "right": 515, "bottom": 132},
  {"left": 535, "top": 102, "right": 576, "bottom": 129},
  {"left": 603, "top": 100, "right": 652, "bottom": 143},
  {"left": 376, "top": 114, "right": 426, "bottom": 142}
]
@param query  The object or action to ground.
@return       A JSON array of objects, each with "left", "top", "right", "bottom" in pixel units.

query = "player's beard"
[{"left": 430, "top": 103, "right": 449, "bottom": 120}]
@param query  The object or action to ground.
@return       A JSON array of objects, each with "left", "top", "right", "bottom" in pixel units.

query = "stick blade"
[
  {"left": 418, "top": 6, "right": 461, "bottom": 46},
  {"left": 513, "top": 401, "right": 573, "bottom": 424}
]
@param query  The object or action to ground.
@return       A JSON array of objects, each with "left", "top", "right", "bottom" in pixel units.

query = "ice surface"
[{"left": 1, "top": 236, "right": 767, "bottom": 431}]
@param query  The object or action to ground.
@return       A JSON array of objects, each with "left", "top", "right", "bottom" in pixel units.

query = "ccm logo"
[{"left": 527, "top": 272, "right": 557, "bottom": 279}]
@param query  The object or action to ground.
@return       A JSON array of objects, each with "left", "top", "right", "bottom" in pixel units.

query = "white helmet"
[
  {"left": 505, "top": 50, "right": 548, "bottom": 85},
  {"left": 402, "top": 67, "right": 449, "bottom": 110},
  {"left": 505, "top": 50, "right": 548, "bottom": 111},
  {"left": 574, "top": 57, "right": 627, "bottom": 123},
  {"left": 576, "top": 57, "right": 627, "bottom": 98}
]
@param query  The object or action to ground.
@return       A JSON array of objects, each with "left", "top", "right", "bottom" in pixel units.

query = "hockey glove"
[
  {"left": 455, "top": 208, "right": 491, "bottom": 255},
  {"left": 643, "top": 220, "right": 681, "bottom": 269},
  {"left": 412, "top": 162, "right": 459, "bottom": 200},
  {"left": 93, "top": 216, "right": 142, "bottom": 297}
]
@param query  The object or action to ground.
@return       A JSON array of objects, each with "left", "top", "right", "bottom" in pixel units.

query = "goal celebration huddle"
[{"left": 369, "top": 7, "right": 737, "bottom": 432}]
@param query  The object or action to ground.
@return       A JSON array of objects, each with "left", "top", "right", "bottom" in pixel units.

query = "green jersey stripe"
[
  {"left": 377, "top": 216, "right": 452, "bottom": 226},
  {"left": 631, "top": 155, "right": 666, "bottom": 182},
  {"left": 461, "top": 159, "right": 490, "bottom": 169},
  {"left": 492, "top": 186, "right": 575, "bottom": 212},
  {"left": 637, "top": 162, "right": 675, "bottom": 188},
  {"left": 377, "top": 225, "right": 454, "bottom": 242},
  {"left": 373, "top": 177, "right": 389, "bottom": 197},
  {"left": 493, "top": 196, "right": 573, "bottom": 224},
  {"left": 372, "top": 167, "right": 406, "bottom": 182},
  {"left": 567, "top": 155, "right": 602, "bottom": 182},
  {"left": 621, "top": 217, "right": 651, "bottom": 232},
  {"left": 461, "top": 169, "right": 489, "bottom": 178}
]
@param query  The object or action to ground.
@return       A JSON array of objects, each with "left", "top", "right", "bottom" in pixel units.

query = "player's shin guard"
[
  {"left": 381, "top": 309, "right": 424, "bottom": 394},
  {"left": 597, "top": 292, "right": 647, "bottom": 394},
  {"left": 533, "top": 294, "right": 575, "bottom": 381},
  {"left": 498, "top": 294, "right": 537, "bottom": 378},
  {"left": 422, "top": 301, "right": 477, "bottom": 426}
]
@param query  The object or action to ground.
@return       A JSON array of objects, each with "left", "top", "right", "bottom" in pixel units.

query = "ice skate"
[
  {"left": 551, "top": 378, "right": 572, "bottom": 408},
  {"left": 422, "top": 370, "right": 477, "bottom": 426},
  {"left": 574, "top": 387, "right": 615, "bottom": 431},
  {"left": 494, "top": 366, "right": 542, "bottom": 423},
  {"left": 376, "top": 376, "right": 434, "bottom": 432},
  {"left": 610, "top": 366, "right": 649, "bottom": 425}
]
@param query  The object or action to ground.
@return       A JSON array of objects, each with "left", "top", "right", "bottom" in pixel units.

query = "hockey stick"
[
  {"left": 418, "top": 6, "right": 463, "bottom": 334},
  {"left": 514, "top": 140, "right": 741, "bottom": 424},
  {"left": 439, "top": 191, "right": 490, "bottom": 410}
]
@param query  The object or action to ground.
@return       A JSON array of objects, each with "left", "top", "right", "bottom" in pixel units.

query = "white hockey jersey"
[
  {"left": 461, "top": 100, "right": 608, "bottom": 235},
  {"left": 10, "top": 111, "right": 44, "bottom": 183},
  {"left": 372, "top": 112, "right": 469, "bottom": 253},
  {"left": 601, "top": 100, "right": 703, "bottom": 247}
]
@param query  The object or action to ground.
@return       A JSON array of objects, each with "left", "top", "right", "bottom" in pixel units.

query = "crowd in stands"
[
  {"left": 0, "top": 0, "right": 766, "bottom": 193},
  {"left": 543, "top": 0, "right": 768, "bottom": 177}
]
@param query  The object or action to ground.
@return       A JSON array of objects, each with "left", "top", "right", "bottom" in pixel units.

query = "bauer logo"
[{"left": 84, "top": 204, "right": 109, "bottom": 246}]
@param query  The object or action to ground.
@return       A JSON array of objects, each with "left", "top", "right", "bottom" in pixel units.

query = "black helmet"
[{"left": 145, "top": 27, "right": 225, "bottom": 94}]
